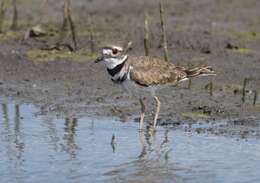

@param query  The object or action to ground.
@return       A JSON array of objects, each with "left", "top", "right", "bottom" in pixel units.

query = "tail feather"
[{"left": 184, "top": 66, "right": 215, "bottom": 78}]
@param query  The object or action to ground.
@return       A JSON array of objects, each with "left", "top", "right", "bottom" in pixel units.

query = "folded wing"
[{"left": 129, "top": 56, "right": 187, "bottom": 86}]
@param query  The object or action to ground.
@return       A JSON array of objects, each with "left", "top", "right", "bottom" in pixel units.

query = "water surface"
[{"left": 1, "top": 102, "right": 260, "bottom": 183}]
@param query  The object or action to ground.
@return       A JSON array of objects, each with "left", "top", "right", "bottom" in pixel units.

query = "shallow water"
[{"left": 1, "top": 102, "right": 260, "bottom": 183}]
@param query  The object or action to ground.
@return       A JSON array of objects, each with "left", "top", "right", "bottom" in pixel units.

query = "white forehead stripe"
[
  {"left": 112, "top": 46, "right": 123, "bottom": 51},
  {"left": 103, "top": 49, "right": 112, "bottom": 55}
]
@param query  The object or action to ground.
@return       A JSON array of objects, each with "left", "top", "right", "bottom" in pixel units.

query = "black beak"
[{"left": 94, "top": 56, "right": 103, "bottom": 63}]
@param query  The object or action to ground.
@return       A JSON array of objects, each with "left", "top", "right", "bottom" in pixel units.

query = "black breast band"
[{"left": 111, "top": 73, "right": 127, "bottom": 84}]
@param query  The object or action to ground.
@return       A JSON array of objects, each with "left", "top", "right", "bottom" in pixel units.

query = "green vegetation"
[
  {"left": 228, "top": 30, "right": 260, "bottom": 41},
  {"left": 230, "top": 48, "right": 257, "bottom": 55},
  {"left": 182, "top": 112, "right": 210, "bottom": 120},
  {"left": 0, "top": 30, "right": 23, "bottom": 41},
  {"left": 213, "top": 29, "right": 260, "bottom": 42},
  {"left": 25, "top": 48, "right": 96, "bottom": 62}
]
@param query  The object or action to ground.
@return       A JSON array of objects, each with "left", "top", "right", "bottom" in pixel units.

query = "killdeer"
[{"left": 95, "top": 43, "right": 215, "bottom": 131}]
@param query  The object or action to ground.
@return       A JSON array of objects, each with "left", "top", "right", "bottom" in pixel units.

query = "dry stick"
[
  {"left": 187, "top": 63, "right": 192, "bottom": 89},
  {"left": 253, "top": 90, "right": 258, "bottom": 106},
  {"left": 39, "top": 0, "right": 48, "bottom": 24},
  {"left": 0, "top": 0, "right": 7, "bottom": 33},
  {"left": 209, "top": 81, "right": 213, "bottom": 96},
  {"left": 188, "top": 79, "right": 192, "bottom": 89},
  {"left": 67, "top": 0, "right": 77, "bottom": 51},
  {"left": 89, "top": 15, "right": 95, "bottom": 55},
  {"left": 242, "top": 78, "right": 248, "bottom": 104},
  {"left": 57, "top": 0, "right": 77, "bottom": 51},
  {"left": 10, "top": 0, "right": 18, "bottom": 30},
  {"left": 57, "top": 0, "right": 69, "bottom": 45},
  {"left": 144, "top": 12, "right": 149, "bottom": 56},
  {"left": 159, "top": 0, "right": 169, "bottom": 62}
]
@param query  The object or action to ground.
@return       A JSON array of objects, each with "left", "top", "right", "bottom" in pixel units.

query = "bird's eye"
[{"left": 112, "top": 48, "right": 118, "bottom": 55}]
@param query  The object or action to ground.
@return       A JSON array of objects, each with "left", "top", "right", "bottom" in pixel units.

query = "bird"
[{"left": 95, "top": 43, "right": 215, "bottom": 131}]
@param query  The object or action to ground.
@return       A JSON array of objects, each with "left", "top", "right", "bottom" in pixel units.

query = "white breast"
[{"left": 104, "top": 55, "right": 128, "bottom": 69}]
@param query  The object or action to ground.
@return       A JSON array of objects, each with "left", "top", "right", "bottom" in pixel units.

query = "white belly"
[{"left": 121, "top": 80, "right": 158, "bottom": 99}]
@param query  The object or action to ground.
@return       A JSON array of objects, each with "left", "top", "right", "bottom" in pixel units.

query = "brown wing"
[{"left": 128, "top": 56, "right": 187, "bottom": 86}]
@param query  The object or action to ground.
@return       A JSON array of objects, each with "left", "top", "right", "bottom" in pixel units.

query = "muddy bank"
[{"left": 1, "top": 47, "right": 260, "bottom": 138}]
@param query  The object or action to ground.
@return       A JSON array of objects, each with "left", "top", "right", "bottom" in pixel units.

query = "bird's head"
[{"left": 95, "top": 42, "right": 132, "bottom": 69}]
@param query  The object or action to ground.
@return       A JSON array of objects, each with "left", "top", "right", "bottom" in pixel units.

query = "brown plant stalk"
[{"left": 159, "top": 0, "right": 169, "bottom": 62}]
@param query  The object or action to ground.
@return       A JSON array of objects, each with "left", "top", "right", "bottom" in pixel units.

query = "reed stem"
[
  {"left": 58, "top": 0, "right": 77, "bottom": 51},
  {"left": 159, "top": 0, "right": 169, "bottom": 62},
  {"left": 209, "top": 81, "right": 213, "bottom": 96},
  {"left": 144, "top": 12, "right": 149, "bottom": 56},
  {"left": 10, "top": 0, "right": 18, "bottom": 30},
  {"left": 89, "top": 15, "right": 94, "bottom": 55},
  {"left": 0, "top": 0, "right": 7, "bottom": 33},
  {"left": 188, "top": 79, "right": 191, "bottom": 89},
  {"left": 39, "top": 0, "right": 49, "bottom": 24},
  {"left": 242, "top": 78, "right": 248, "bottom": 103},
  {"left": 253, "top": 90, "right": 258, "bottom": 106},
  {"left": 67, "top": 2, "right": 77, "bottom": 51}
]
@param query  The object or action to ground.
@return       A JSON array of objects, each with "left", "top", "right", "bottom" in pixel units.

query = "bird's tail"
[{"left": 184, "top": 66, "right": 215, "bottom": 78}]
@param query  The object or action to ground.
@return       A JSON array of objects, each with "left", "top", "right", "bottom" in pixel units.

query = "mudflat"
[{"left": 0, "top": 0, "right": 260, "bottom": 137}]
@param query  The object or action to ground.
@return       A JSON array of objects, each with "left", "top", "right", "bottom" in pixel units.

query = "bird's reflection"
[
  {"left": 138, "top": 129, "right": 153, "bottom": 159},
  {"left": 138, "top": 130, "right": 147, "bottom": 159},
  {"left": 161, "top": 129, "right": 171, "bottom": 164},
  {"left": 161, "top": 129, "right": 169, "bottom": 147},
  {"left": 138, "top": 128, "right": 170, "bottom": 161},
  {"left": 105, "top": 127, "right": 173, "bottom": 182},
  {"left": 63, "top": 118, "right": 78, "bottom": 158}
]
